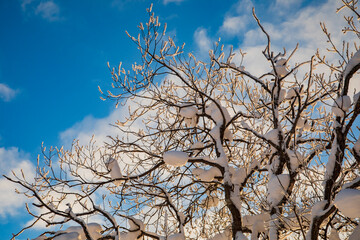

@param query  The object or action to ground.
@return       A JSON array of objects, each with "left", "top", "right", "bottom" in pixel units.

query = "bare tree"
[{"left": 5, "top": 1, "right": 360, "bottom": 240}]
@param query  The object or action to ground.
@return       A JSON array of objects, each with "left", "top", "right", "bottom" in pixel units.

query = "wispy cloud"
[
  {"left": 21, "top": 0, "right": 34, "bottom": 11},
  {"left": 35, "top": 1, "right": 60, "bottom": 21},
  {"left": 163, "top": 0, "right": 185, "bottom": 5},
  {"left": 0, "top": 83, "right": 18, "bottom": 102},
  {"left": 0, "top": 147, "right": 35, "bottom": 218},
  {"left": 272, "top": 0, "right": 303, "bottom": 15},
  {"left": 21, "top": 0, "right": 60, "bottom": 22},
  {"left": 220, "top": 16, "right": 248, "bottom": 35},
  {"left": 218, "top": 0, "right": 254, "bottom": 37},
  {"left": 194, "top": 27, "right": 212, "bottom": 55}
]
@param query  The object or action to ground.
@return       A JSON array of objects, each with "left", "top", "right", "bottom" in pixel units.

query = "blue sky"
[{"left": 1, "top": 0, "right": 357, "bottom": 239}]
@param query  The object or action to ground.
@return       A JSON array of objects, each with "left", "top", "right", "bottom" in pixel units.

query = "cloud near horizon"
[{"left": 0, "top": 147, "right": 35, "bottom": 218}]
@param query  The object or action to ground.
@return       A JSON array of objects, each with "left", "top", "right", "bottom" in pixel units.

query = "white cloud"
[
  {"left": 0, "top": 147, "right": 35, "bottom": 218},
  {"left": 0, "top": 83, "right": 18, "bottom": 102},
  {"left": 35, "top": 0, "right": 60, "bottom": 22},
  {"left": 218, "top": 0, "right": 352, "bottom": 54},
  {"left": 218, "top": 0, "right": 254, "bottom": 37},
  {"left": 194, "top": 28, "right": 212, "bottom": 55},
  {"left": 272, "top": 1, "right": 344, "bottom": 47},
  {"left": 253, "top": 0, "right": 349, "bottom": 48},
  {"left": 220, "top": 16, "right": 248, "bottom": 35},
  {"left": 60, "top": 108, "right": 125, "bottom": 147},
  {"left": 60, "top": 91, "right": 159, "bottom": 148},
  {"left": 230, "top": 0, "right": 356, "bottom": 74}
]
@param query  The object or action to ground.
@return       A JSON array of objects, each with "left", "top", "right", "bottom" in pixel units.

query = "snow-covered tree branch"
[{"left": 5, "top": 2, "right": 360, "bottom": 240}]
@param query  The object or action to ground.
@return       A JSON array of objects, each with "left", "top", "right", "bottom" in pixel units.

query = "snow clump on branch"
[
  {"left": 332, "top": 96, "right": 351, "bottom": 117},
  {"left": 205, "top": 101, "right": 231, "bottom": 125},
  {"left": 286, "top": 149, "right": 304, "bottom": 172},
  {"left": 229, "top": 166, "right": 247, "bottom": 185},
  {"left": 105, "top": 157, "right": 123, "bottom": 186},
  {"left": 268, "top": 82, "right": 286, "bottom": 102},
  {"left": 272, "top": 58, "right": 289, "bottom": 77},
  {"left": 41, "top": 223, "right": 103, "bottom": 240},
  {"left": 353, "top": 92, "right": 360, "bottom": 104},
  {"left": 264, "top": 129, "right": 280, "bottom": 144},
  {"left": 267, "top": 174, "right": 290, "bottom": 206},
  {"left": 343, "top": 49, "right": 360, "bottom": 79},
  {"left": 168, "top": 233, "right": 185, "bottom": 240},
  {"left": 163, "top": 151, "right": 189, "bottom": 167},
  {"left": 286, "top": 87, "right": 300, "bottom": 99},
  {"left": 354, "top": 138, "right": 360, "bottom": 154},
  {"left": 193, "top": 167, "right": 222, "bottom": 182},
  {"left": 334, "top": 189, "right": 360, "bottom": 218},
  {"left": 179, "top": 105, "right": 198, "bottom": 127}
]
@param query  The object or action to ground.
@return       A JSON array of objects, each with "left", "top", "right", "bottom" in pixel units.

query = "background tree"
[{"left": 5, "top": 1, "right": 360, "bottom": 240}]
